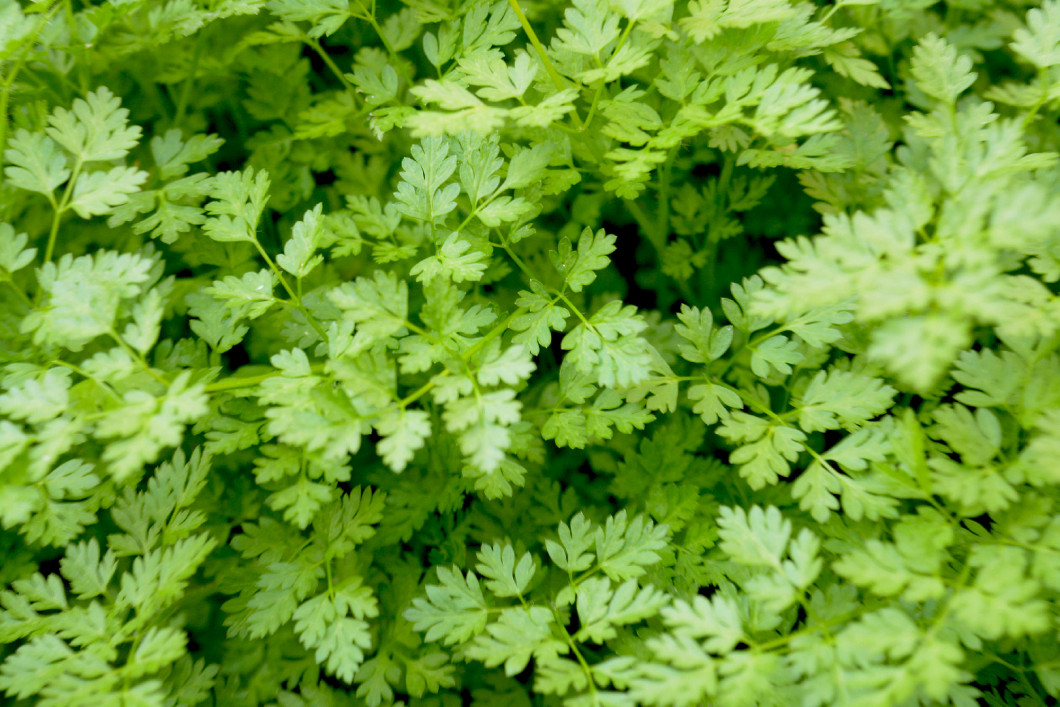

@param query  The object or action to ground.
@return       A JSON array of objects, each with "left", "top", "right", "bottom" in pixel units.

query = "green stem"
[
  {"left": 51, "top": 359, "right": 123, "bottom": 402},
  {"left": 173, "top": 34, "right": 206, "bottom": 125},
  {"left": 203, "top": 369, "right": 285, "bottom": 393},
  {"left": 656, "top": 147, "right": 676, "bottom": 242},
  {"left": 357, "top": 8, "right": 412, "bottom": 84},
  {"left": 624, "top": 198, "right": 664, "bottom": 255},
  {"left": 507, "top": 0, "right": 584, "bottom": 129},
  {"left": 307, "top": 37, "right": 357, "bottom": 92},
  {"left": 1021, "top": 71, "right": 1051, "bottom": 130},
  {"left": 252, "top": 241, "right": 329, "bottom": 342},
  {"left": 2, "top": 279, "right": 32, "bottom": 307},
  {"left": 584, "top": 20, "right": 636, "bottom": 130},
  {"left": 496, "top": 233, "right": 537, "bottom": 284},
  {"left": 398, "top": 377, "right": 438, "bottom": 407},
  {"left": 43, "top": 157, "right": 84, "bottom": 265},
  {"left": 108, "top": 329, "right": 169, "bottom": 386},
  {"left": 0, "top": 3, "right": 64, "bottom": 181},
  {"left": 463, "top": 306, "right": 528, "bottom": 361}
]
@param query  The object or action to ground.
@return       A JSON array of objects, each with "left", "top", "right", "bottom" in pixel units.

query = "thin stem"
[
  {"left": 463, "top": 306, "right": 528, "bottom": 361},
  {"left": 624, "top": 198, "right": 664, "bottom": 254},
  {"left": 3, "top": 279, "right": 32, "bottom": 307},
  {"left": 204, "top": 370, "right": 283, "bottom": 393},
  {"left": 1021, "top": 71, "right": 1051, "bottom": 130},
  {"left": 584, "top": 20, "right": 636, "bottom": 130},
  {"left": 552, "top": 291, "right": 587, "bottom": 326},
  {"left": 351, "top": 2, "right": 412, "bottom": 84},
  {"left": 43, "top": 157, "right": 84, "bottom": 265},
  {"left": 398, "top": 378, "right": 438, "bottom": 408},
  {"left": 251, "top": 241, "right": 329, "bottom": 341},
  {"left": 507, "top": 0, "right": 584, "bottom": 129},
  {"left": 0, "top": 2, "right": 64, "bottom": 181},
  {"left": 51, "top": 359, "right": 123, "bottom": 402},
  {"left": 307, "top": 38, "right": 357, "bottom": 92},
  {"left": 496, "top": 232, "right": 537, "bottom": 284},
  {"left": 655, "top": 147, "right": 676, "bottom": 242},
  {"left": 107, "top": 329, "right": 169, "bottom": 386},
  {"left": 174, "top": 34, "right": 206, "bottom": 125}
]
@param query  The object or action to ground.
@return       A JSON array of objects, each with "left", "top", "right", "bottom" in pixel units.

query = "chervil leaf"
[
  {"left": 0, "top": 225, "right": 36, "bottom": 273},
  {"left": 465, "top": 606, "right": 565, "bottom": 676},
  {"left": 511, "top": 281, "right": 569, "bottom": 355},
  {"left": 676, "top": 305, "right": 734, "bottom": 364},
  {"left": 411, "top": 233, "right": 489, "bottom": 283},
  {"left": 375, "top": 408, "right": 431, "bottom": 472},
  {"left": 404, "top": 567, "right": 490, "bottom": 645},
  {"left": 718, "top": 413, "right": 807, "bottom": 488},
  {"left": 267, "top": 0, "right": 352, "bottom": 37},
  {"left": 4, "top": 131, "right": 69, "bottom": 195},
  {"left": 45, "top": 87, "right": 141, "bottom": 162},
  {"left": 476, "top": 543, "right": 536, "bottom": 597},
  {"left": 206, "top": 269, "right": 278, "bottom": 319},
  {"left": 394, "top": 137, "right": 460, "bottom": 223},
  {"left": 717, "top": 505, "right": 791, "bottom": 567},
  {"left": 574, "top": 577, "right": 667, "bottom": 643},
  {"left": 662, "top": 594, "right": 743, "bottom": 654},
  {"left": 795, "top": 368, "right": 896, "bottom": 432},
  {"left": 553, "top": 227, "right": 617, "bottom": 293},
  {"left": 909, "top": 34, "right": 977, "bottom": 104},
  {"left": 749, "top": 335, "right": 802, "bottom": 378},
  {"left": 546, "top": 513, "right": 596, "bottom": 573},
  {"left": 277, "top": 204, "right": 325, "bottom": 279},
  {"left": 594, "top": 511, "right": 669, "bottom": 580},
  {"left": 69, "top": 166, "right": 148, "bottom": 218}
]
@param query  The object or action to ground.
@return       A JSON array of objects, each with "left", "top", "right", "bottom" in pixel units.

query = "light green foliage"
[{"left": 2, "top": 0, "right": 1059, "bottom": 705}]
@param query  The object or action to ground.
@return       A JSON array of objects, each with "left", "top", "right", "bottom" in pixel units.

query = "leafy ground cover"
[{"left": 2, "top": 0, "right": 1060, "bottom": 704}]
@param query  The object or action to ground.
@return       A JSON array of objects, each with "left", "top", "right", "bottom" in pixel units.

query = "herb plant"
[{"left": 2, "top": 0, "right": 1060, "bottom": 704}]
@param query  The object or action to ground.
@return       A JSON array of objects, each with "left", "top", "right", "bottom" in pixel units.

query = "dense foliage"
[{"left": 2, "top": 0, "right": 1060, "bottom": 704}]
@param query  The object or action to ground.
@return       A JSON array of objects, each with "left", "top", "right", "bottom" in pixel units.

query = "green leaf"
[
  {"left": 411, "top": 233, "right": 489, "bottom": 284},
  {"left": 795, "top": 368, "right": 896, "bottom": 432},
  {"left": 511, "top": 281, "right": 569, "bottom": 355},
  {"left": 149, "top": 129, "right": 224, "bottom": 179},
  {"left": 0, "top": 225, "right": 36, "bottom": 274},
  {"left": 1011, "top": 0, "right": 1060, "bottom": 69},
  {"left": 203, "top": 168, "right": 271, "bottom": 243},
  {"left": 45, "top": 87, "right": 142, "bottom": 162},
  {"left": 294, "top": 582, "right": 378, "bottom": 682},
  {"left": 277, "top": 204, "right": 325, "bottom": 279},
  {"left": 465, "top": 606, "right": 565, "bottom": 676},
  {"left": 574, "top": 577, "right": 667, "bottom": 643},
  {"left": 552, "top": 0, "right": 621, "bottom": 57},
  {"left": 676, "top": 305, "right": 734, "bottom": 364},
  {"left": 68, "top": 166, "right": 148, "bottom": 218},
  {"left": 545, "top": 513, "right": 596, "bottom": 573},
  {"left": 555, "top": 227, "right": 617, "bottom": 293},
  {"left": 267, "top": 0, "right": 352, "bottom": 37},
  {"left": 394, "top": 137, "right": 461, "bottom": 223},
  {"left": 4, "top": 131, "right": 69, "bottom": 195},
  {"left": 476, "top": 344, "right": 536, "bottom": 386},
  {"left": 688, "top": 381, "right": 743, "bottom": 425},
  {"left": 206, "top": 269, "right": 278, "bottom": 319},
  {"left": 476, "top": 543, "right": 536, "bottom": 597},
  {"left": 594, "top": 510, "right": 669, "bottom": 580},
  {"left": 909, "top": 34, "right": 977, "bottom": 104},
  {"left": 561, "top": 301, "right": 653, "bottom": 388},
  {"left": 375, "top": 408, "right": 431, "bottom": 472},
  {"left": 718, "top": 413, "right": 806, "bottom": 488},
  {"left": 662, "top": 594, "right": 743, "bottom": 653},
  {"left": 328, "top": 270, "right": 409, "bottom": 351},
  {"left": 404, "top": 567, "right": 490, "bottom": 645},
  {"left": 749, "top": 335, "right": 802, "bottom": 377},
  {"left": 717, "top": 505, "right": 790, "bottom": 567}
]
